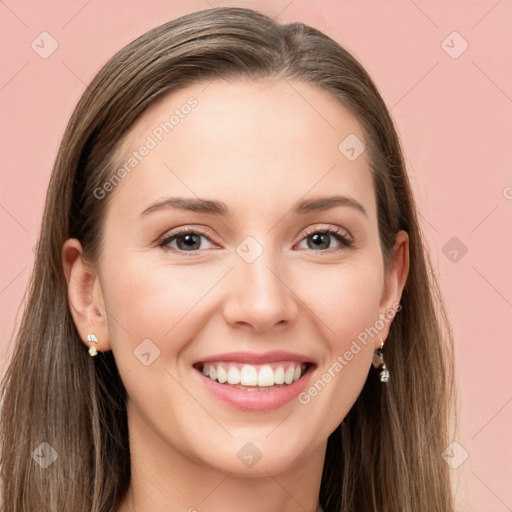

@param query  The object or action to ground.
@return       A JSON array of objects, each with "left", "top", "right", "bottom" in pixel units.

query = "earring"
[
  {"left": 372, "top": 337, "right": 389, "bottom": 383},
  {"left": 86, "top": 333, "right": 98, "bottom": 357}
]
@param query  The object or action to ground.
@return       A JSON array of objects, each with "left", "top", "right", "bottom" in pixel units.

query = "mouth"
[
  {"left": 192, "top": 352, "right": 316, "bottom": 412},
  {"left": 193, "top": 361, "right": 314, "bottom": 391}
]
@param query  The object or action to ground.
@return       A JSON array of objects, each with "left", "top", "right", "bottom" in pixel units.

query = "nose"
[{"left": 221, "top": 247, "right": 299, "bottom": 332}]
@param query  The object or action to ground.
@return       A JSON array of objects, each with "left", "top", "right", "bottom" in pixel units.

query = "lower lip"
[{"left": 195, "top": 366, "right": 315, "bottom": 412}]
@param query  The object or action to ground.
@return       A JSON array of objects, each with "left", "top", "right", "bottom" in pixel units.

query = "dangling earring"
[
  {"left": 372, "top": 337, "right": 389, "bottom": 383},
  {"left": 86, "top": 333, "right": 98, "bottom": 357}
]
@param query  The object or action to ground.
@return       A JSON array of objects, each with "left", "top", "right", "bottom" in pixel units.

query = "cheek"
[
  {"left": 293, "top": 260, "right": 382, "bottom": 426},
  {"left": 297, "top": 259, "right": 383, "bottom": 346},
  {"left": 99, "top": 258, "right": 216, "bottom": 427},
  {"left": 100, "top": 255, "right": 220, "bottom": 354}
]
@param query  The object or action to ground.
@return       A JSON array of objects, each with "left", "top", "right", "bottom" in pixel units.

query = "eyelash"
[{"left": 156, "top": 225, "right": 354, "bottom": 255}]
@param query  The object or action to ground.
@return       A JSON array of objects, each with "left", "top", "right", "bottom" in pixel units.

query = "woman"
[{"left": 0, "top": 7, "right": 457, "bottom": 512}]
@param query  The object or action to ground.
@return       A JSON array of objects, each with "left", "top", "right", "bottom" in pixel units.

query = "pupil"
[
  {"left": 309, "top": 233, "right": 329, "bottom": 250},
  {"left": 178, "top": 234, "right": 200, "bottom": 250}
]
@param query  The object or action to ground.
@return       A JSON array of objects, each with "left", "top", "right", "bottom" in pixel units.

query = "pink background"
[{"left": 1, "top": 1, "right": 511, "bottom": 509}]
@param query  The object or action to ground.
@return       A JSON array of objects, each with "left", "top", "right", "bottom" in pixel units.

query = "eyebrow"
[{"left": 138, "top": 194, "right": 368, "bottom": 219}]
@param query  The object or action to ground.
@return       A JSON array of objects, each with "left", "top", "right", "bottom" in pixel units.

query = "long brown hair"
[{"left": 0, "top": 7, "right": 457, "bottom": 511}]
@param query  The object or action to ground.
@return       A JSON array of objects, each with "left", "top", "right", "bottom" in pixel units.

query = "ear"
[
  {"left": 62, "top": 238, "right": 111, "bottom": 354},
  {"left": 375, "top": 230, "right": 410, "bottom": 350}
]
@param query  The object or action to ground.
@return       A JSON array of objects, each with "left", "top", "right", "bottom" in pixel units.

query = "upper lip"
[{"left": 194, "top": 351, "right": 316, "bottom": 365}]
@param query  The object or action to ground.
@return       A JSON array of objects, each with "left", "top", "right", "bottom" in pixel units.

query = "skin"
[{"left": 62, "top": 78, "right": 409, "bottom": 512}]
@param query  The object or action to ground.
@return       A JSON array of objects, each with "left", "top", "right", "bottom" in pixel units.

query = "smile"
[
  {"left": 195, "top": 361, "right": 309, "bottom": 390},
  {"left": 192, "top": 351, "right": 316, "bottom": 411}
]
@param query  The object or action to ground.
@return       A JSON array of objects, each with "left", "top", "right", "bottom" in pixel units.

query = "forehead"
[{"left": 106, "top": 78, "right": 376, "bottom": 224}]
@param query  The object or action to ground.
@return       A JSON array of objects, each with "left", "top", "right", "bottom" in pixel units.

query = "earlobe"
[
  {"left": 62, "top": 238, "right": 111, "bottom": 354},
  {"left": 376, "top": 230, "right": 410, "bottom": 346}
]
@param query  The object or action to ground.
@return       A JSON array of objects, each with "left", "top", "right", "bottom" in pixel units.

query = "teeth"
[
  {"left": 284, "top": 366, "right": 295, "bottom": 384},
  {"left": 257, "top": 365, "right": 274, "bottom": 387},
  {"left": 240, "top": 364, "right": 258, "bottom": 386},
  {"left": 200, "top": 362, "right": 307, "bottom": 387},
  {"left": 217, "top": 366, "right": 227, "bottom": 384},
  {"left": 274, "top": 366, "right": 285, "bottom": 385},
  {"left": 227, "top": 366, "right": 241, "bottom": 385}
]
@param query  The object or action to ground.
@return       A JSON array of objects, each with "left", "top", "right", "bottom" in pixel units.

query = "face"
[{"left": 65, "top": 78, "right": 408, "bottom": 477}]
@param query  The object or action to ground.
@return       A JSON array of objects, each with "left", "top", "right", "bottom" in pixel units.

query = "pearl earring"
[
  {"left": 86, "top": 333, "right": 98, "bottom": 357},
  {"left": 372, "top": 337, "right": 389, "bottom": 383}
]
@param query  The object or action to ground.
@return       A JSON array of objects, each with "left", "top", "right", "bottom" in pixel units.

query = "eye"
[
  {"left": 157, "top": 228, "right": 217, "bottom": 253},
  {"left": 157, "top": 225, "right": 354, "bottom": 255},
  {"left": 296, "top": 225, "right": 353, "bottom": 252}
]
